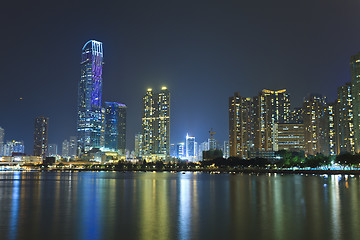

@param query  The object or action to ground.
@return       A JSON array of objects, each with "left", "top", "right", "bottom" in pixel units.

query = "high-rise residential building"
[
  {"left": 229, "top": 92, "right": 253, "bottom": 158},
  {"left": 47, "top": 144, "right": 58, "bottom": 157},
  {"left": 322, "top": 102, "right": 338, "bottom": 156},
  {"left": 0, "top": 127, "right": 4, "bottom": 156},
  {"left": 135, "top": 133, "right": 143, "bottom": 158},
  {"left": 3, "top": 140, "right": 25, "bottom": 156},
  {"left": 303, "top": 94, "right": 326, "bottom": 156},
  {"left": 185, "top": 134, "right": 196, "bottom": 161},
  {"left": 104, "top": 102, "right": 127, "bottom": 154},
  {"left": 77, "top": 40, "right": 104, "bottom": 154},
  {"left": 350, "top": 52, "right": 360, "bottom": 153},
  {"left": 253, "top": 89, "right": 290, "bottom": 152},
  {"left": 62, "top": 140, "right": 69, "bottom": 158},
  {"left": 69, "top": 136, "right": 77, "bottom": 158},
  {"left": 141, "top": 87, "right": 170, "bottom": 161},
  {"left": 33, "top": 116, "right": 48, "bottom": 159},
  {"left": 337, "top": 82, "right": 355, "bottom": 154}
]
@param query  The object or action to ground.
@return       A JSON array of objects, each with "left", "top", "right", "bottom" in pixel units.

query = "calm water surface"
[{"left": 0, "top": 171, "right": 359, "bottom": 240}]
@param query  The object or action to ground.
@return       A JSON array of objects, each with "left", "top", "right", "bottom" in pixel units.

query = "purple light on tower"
[{"left": 77, "top": 40, "right": 104, "bottom": 154}]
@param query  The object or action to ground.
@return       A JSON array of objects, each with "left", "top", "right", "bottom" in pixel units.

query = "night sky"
[{"left": 1, "top": 0, "right": 360, "bottom": 154}]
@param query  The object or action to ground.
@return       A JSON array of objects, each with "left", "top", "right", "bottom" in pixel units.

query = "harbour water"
[{"left": 0, "top": 171, "right": 359, "bottom": 240}]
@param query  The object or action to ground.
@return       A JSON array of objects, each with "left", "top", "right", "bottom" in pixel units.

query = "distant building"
[
  {"left": 3, "top": 140, "right": 25, "bottom": 156},
  {"left": 47, "top": 144, "right": 58, "bottom": 157},
  {"left": 135, "top": 133, "right": 143, "bottom": 158},
  {"left": 176, "top": 142, "right": 185, "bottom": 159},
  {"left": 77, "top": 40, "right": 104, "bottom": 154},
  {"left": 62, "top": 139, "right": 69, "bottom": 158},
  {"left": 170, "top": 143, "right": 176, "bottom": 158},
  {"left": 185, "top": 134, "right": 196, "bottom": 161},
  {"left": 142, "top": 87, "right": 170, "bottom": 161},
  {"left": 104, "top": 102, "right": 127, "bottom": 154},
  {"left": 33, "top": 116, "right": 48, "bottom": 159},
  {"left": 69, "top": 136, "right": 77, "bottom": 158},
  {"left": 0, "top": 127, "right": 4, "bottom": 156}
]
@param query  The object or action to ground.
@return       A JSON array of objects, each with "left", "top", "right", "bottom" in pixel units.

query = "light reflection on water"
[{"left": 0, "top": 171, "right": 359, "bottom": 240}]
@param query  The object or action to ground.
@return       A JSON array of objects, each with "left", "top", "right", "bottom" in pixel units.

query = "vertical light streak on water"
[
  {"left": 191, "top": 175, "right": 199, "bottom": 238},
  {"left": 179, "top": 174, "right": 190, "bottom": 240},
  {"left": 350, "top": 177, "right": 360, "bottom": 239},
  {"left": 8, "top": 171, "right": 20, "bottom": 240},
  {"left": 330, "top": 175, "right": 341, "bottom": 240},
  {"left": 79, "top": 173, "right": 101, "bottom": 240},
  {"left": 273, "top": 175, "right": 285, "bottom": 240}
]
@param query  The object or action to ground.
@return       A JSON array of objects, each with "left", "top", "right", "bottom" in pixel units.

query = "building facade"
[
  {"left": 274, "top": 123, "right": 305, "bottom": 152},
  {"left": 77, "top": 40, "right": 104, "bottom": 154}
]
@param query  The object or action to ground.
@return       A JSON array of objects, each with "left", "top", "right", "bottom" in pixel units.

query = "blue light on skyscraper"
[{"left": 77, "top": 40, "right": 104, "bottom": 154}]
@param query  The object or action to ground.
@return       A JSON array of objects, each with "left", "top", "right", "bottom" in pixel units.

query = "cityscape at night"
[{"left": 2, "top": 1, "right": 360, "bottom": 240}]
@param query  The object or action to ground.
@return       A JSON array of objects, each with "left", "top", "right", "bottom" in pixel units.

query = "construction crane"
[{"left": 209, "top": 128, "right": 216, "bottom": 150}]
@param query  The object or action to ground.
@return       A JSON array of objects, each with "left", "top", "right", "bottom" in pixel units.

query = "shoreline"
[{"left": 1, "top": 168, "right": 360, "bottom": 175}]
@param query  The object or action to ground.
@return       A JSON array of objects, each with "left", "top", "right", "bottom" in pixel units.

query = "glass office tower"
[
  {"left": 104, "top": 102, "right": 127, "bottom": 154},
  {"left": 77, "top": 40, "right": 104, "bottom": 154}
]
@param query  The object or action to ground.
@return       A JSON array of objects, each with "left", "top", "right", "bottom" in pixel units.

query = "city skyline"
[{"left": 2, "top": 1, "right": 360, "bottom": 154}]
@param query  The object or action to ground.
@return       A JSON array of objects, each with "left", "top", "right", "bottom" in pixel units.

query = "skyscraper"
[
  {"left": 337, "top": 82, "right": 355, "bottom": 154},
  {"left": 33, "top": 116, "right": 48, "bottom": 159},
  {"left": 302, "top": 94, "right": 326, "bottom": 156},
  {"left": 104, "top": 102, "right": 127, "bottom": 154},
  {"left": 77, "top": 40, "right": 104, "bottom": 154},
  {"left": 142, "top": 87, "right": 170, "bottom": 161}
]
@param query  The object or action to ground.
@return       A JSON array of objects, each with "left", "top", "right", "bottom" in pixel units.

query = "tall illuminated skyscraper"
[
  {"left": 77, "top": 40, "right": 104, "bottom": 154},
  {"left": 142, "top": 87, "right": 170, "bottom": 161},
  {"left": 104, "top": 102, "right": 127, "bottom": 154},
  {"left": 350, "top": 53, "right": 360, "bottom": 152},
  {"left": 33, "top": 116, "right": 48, "bottom": 159},
  {"left": 229, "top": 92, "right": 253, "bottom": 158}
]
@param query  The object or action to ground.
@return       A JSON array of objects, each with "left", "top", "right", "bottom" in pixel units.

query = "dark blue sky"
[{"left": 1, "top": 0, "right": 360, "bottom": 153}]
